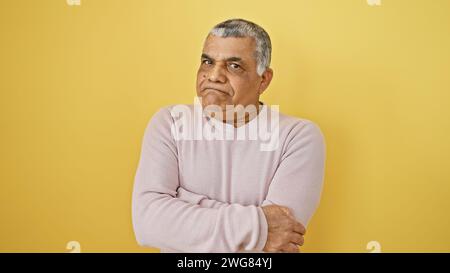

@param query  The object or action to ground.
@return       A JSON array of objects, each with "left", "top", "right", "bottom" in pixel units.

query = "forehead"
[{"left": 202, "top": 35, "right": 256, "bottom": 62}]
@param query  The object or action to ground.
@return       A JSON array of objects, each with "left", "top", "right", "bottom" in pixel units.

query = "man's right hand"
[{"left": 261, "top": 205, "right": 306, "bottom": 253}]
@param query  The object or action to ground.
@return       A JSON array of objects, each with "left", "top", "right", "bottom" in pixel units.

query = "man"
[{"left": 132, "top": 19, "right": 326, "bottom": 252}]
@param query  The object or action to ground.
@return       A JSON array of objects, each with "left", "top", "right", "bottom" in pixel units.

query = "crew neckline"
[{"left": 206, "top": 102, "right": 268, "bottom": 134}]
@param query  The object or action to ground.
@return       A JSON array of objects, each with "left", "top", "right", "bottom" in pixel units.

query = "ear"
[{"left": 258, "top": 68, "right": 273, "bottom": 95}]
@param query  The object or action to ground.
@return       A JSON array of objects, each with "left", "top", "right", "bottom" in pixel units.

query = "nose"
[{"left": 207, "top": 64, "right": 226, "bottom": 83}]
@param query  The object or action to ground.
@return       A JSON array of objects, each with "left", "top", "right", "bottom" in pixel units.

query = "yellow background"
[{"left": 1, "top": 0, "right": 449, "bottom": 252}]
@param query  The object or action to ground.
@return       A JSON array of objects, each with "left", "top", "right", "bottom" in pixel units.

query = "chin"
[{"left": 201, "top": 95, "right": 228, "bottom": 109}]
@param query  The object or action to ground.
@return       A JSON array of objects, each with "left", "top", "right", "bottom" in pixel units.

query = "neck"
[{"left": 214, "top": 101, "right": 264, "bottom": 128}]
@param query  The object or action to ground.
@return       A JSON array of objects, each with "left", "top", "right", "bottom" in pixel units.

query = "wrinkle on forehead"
[{"left": 202, "top": 35, "right": 257, "bottom": 64}]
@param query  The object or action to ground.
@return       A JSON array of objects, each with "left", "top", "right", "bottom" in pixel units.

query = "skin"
[
  {"left": 262, "top": 205, "right": 306, "bottom": 253},
  {"left": 195, "top": 34, "right": 306, "bottom": 252},
  {"left": 196, "top": 34, "right": 273, "bottom": 127}
]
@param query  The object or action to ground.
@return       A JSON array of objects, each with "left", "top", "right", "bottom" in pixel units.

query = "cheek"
[
  {"left": 230, "top": 77, "right": 257, "bottom": 98},
  {"left": 196, "top": 70, "right": 206, "bottom": 89},
  {"left": 196, "top": 69, "right": 203, "bottom": 81}
]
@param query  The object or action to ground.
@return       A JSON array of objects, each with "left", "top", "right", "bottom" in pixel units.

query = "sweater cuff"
[{"left": 255, "top": 206, "right": 268, "bottom": 251}]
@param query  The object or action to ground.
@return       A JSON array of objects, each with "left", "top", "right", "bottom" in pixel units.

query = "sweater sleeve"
[
  {"left": 177, "top": 120, "right": 326, "bottom": 227},
  {"left": 176, "top": 186, "right": 230, "bottom": 209},
  {"left": 131, "top": 107, "right": 267, "bottom": 252},
  {"left": 261, "top": 120, "right": 326, "bottom": 227}
]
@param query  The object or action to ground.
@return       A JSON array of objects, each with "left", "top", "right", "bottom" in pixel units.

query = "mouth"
[{"left": 203, "top": 87, "right": 229, "bottom": 95}]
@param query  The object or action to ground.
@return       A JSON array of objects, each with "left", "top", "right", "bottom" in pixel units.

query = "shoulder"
[
  {"left": 144, "top": 104, "right": 197, "bottom": 138},
  {"left": 142, "top": 105, "right": 183, "bottom": 139},
  {"left": 276, "top": 110, "right": 326, "bottom": 153},
  {"left": 147, "top": 104, "right": 194, "bottom": 127},
  {"left": 278, "top": 111, "right": 324, "bottom": 138}
]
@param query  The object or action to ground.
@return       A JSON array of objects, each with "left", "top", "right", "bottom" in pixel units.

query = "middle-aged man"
[{"left": 132, "top": 18, "right": 326, "bottom": 253}]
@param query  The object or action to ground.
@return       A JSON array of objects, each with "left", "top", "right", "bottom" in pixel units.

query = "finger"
[
  {"left": 281, "top": 243, "right": 300, "bottom": 253},
  {"left": 264, "top": 247, "right": 278, "bottom": 253},
  {"left": 279, "top": 206, "right": 294, "bottom": 217},
  {"left": 292, "top": 221, "right": 306, "bottom": 235},
  {"left": 290, "top": 233, "right": 304, "bottom": 246}
]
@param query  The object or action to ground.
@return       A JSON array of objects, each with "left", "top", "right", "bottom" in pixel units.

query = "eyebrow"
[{"left": 201, "top": 53, "right": 243, "bottom": 63}]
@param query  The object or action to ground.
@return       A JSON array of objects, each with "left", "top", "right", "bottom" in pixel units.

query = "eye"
[
  {"left": 201, "top": 59, "right": 212, "bottom": 65},
  {"left": 229, "top": 63, "right": 241, "bottom": 70}
]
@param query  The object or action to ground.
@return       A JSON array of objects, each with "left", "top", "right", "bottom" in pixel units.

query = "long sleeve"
[
  {"left": 176, "top": 120, "right": 326, "bottom": 227},
  {"left": 131, "top": 107, "right": 268, "bottom": 252},
  {"left": 176, "top": 186, "right": 230, "bottom": 209},
  {"left": 261, "top": 120, "right": 326, "bottom": 227}
]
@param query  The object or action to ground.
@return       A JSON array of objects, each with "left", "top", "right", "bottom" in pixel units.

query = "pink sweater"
[{"left": 132, "top": 103, "right": 326, "bottom": 252}]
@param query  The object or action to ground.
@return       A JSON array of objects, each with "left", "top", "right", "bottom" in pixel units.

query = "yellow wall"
[{"left": 1, "top": 0, "right": 449, "bottom": 252}]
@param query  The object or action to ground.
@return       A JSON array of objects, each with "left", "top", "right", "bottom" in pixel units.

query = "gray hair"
[{"left": 209, "top": 18, "right": 272, "bottom": 76}]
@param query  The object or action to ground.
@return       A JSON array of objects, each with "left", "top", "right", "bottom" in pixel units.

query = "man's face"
[{"left": 196, "top": 34, "right": 272, "bottom": 110}]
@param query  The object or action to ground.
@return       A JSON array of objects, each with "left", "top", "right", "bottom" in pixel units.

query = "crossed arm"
[
  {"left": 132, "top": 108, "right": 325, "bottom": 252},
  {"left": 175, "top": 187, "right": 309, "bottom": 253}
]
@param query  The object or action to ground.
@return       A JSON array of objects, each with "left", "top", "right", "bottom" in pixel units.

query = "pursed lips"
[{"left": 203, "top": 87, "right": 229, "bottom": 95}]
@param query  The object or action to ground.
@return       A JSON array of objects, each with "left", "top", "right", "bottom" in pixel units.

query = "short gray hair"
[{"left": 209, "top": 18, "right": 272, "bottom": 76}]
